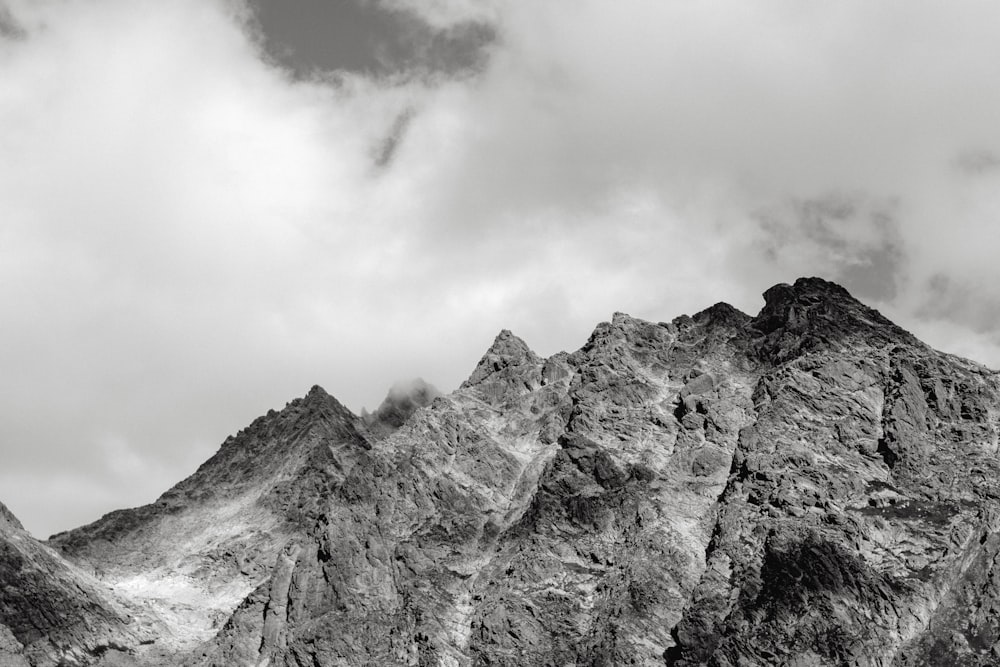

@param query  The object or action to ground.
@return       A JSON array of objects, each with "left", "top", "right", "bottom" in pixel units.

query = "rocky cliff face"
[
  {"left": 664, "top": 282, "right": 1000, "bottom": 667},
  {"left": 46, "top": 387, "right": 372, "bottom": 663},
  {"left": 5, "top": 277, "right": 1000, "bottom": 665},
  {"left": 0, "top": 501, "right": 156, "bottom": 666}
]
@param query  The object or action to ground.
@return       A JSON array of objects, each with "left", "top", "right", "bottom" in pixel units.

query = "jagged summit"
[
  {"left": 575, "top": 277, "right": 907, "bottom": 372},
  {"left": 462, "top": 328, "right": 542, "bottom": 391},
  {"left": 479, "top": 328, "right": 538, "bottom": 361},
  {"left": 52, "top": 383, "right": 370, "bottom": 546},
  {"left": 10, "top": 277, "right": 1000, "bottom": 666},
  {"left": 749, "top": 276, "right": 919, "bottom": 362},
  {"left": 770, "top": 275, "right": 854, "bottom": 298},
  {"left": 610, "top": 311, "right": 635, "bottom": 325},
  {"left": 692, "top": 301, "right": 751, "bottom": 327},
  {"left": 287, "top": 383, "right": 355, "bottom": 419},
  {"left": 754, "top": 276, "right": 900, "bottom": 334},
  {"left": 0, "top": 501, "right": 23, "bottom": 532},
  {"left": 305, "top": 383, "right": 333, "bottom": 400},
  {"left": 45, "top": 383, "right": 376, "bottom": 657}
]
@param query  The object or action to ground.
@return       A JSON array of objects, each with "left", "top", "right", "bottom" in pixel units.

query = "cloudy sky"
[{"left": 2, "top": 0, "right": 999, "bottom": 538}]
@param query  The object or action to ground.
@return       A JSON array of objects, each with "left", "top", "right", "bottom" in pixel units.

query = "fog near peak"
[{"left": 386, "top": 378, "right": 442, "bottom": 402}]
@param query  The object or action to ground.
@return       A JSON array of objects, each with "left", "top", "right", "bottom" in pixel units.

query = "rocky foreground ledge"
[{"left": 4, "top": 277, "right": 1000, "bottom": 666}]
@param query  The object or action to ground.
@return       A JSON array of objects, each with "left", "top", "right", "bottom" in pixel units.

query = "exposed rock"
[
  {"left": 8, "top": 276, "right": 1000, "bottom": 665},
  {"left": 461, "top": 329, "right": 544, "bottom": 404},
  {"left": 0, "top": 503, "right": 23, "bottom": 533},
  {"left": 0, "top": 624, "right": 29, "bottom": 667},
  {"left": 666, "top": 279, "right": 1000, "bottom": 666},
  {"left": 47, "top": 384, "right": 374, "bottom": 663},
  {"left": 752, "top": 276, "right": 920, "bottom": 363},
  {"left": 0, "top": 503, "right": 154, "bottom": 666}
]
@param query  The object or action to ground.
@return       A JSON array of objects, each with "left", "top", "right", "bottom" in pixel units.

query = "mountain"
[
  {"left": 47, "top": 387, "right": 373, "bottom": 663},
  {"left": 0, "top": 500, "right": 157, "bottom": 666},
  {"left": 4, "top": 276, "right": 1000, "bottom": 665}
]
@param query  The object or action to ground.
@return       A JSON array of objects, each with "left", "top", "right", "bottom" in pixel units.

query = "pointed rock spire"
[
  {"left": 692, "top": 302, "right": 751, "bottom": 328},
  {"left": 462, "top": 330, "right": 541, "bottom": 388},
  {"left": 461, "top": 330, "right": 543, "bottom": 401},
  {"left": 0, "top": 501, "right": 23, "bottom": 532}
]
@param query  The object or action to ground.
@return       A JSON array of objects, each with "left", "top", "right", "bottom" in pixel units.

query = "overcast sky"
[{"left": 2, "top": 0, "right": 1000, "bottom": 538}]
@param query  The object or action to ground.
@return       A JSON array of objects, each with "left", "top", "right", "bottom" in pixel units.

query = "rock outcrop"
[
  {"left": 0, "top": 502, "right": 155, "bottom": 666},
  {"left": 47, "top": 385, "right": 373, "bottom": 662},
  {"left": 6, "top": 276, "right": 1000, "bottom": 665},
  {"left": 665, "top": 280, "right": 1000, "bottom": 667}
]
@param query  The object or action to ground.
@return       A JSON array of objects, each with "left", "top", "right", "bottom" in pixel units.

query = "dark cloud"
[
  {"left": 249, "top": 0, "right": 494, "bottom": 78},
  {"left": 0, "top": 4, "right": 24, "bottom": 39},
  {"left": 373, "top": 106, "right": 415, "bottom": 168}
]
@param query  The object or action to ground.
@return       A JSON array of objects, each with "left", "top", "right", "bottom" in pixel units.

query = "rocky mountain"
[
  {"left": 46, "top": 387, "right": 373, "bottom": 664},
  {"left": 4, "top": 277, "right": 1000, "bottom": 665},
  {"left": 0, "top": 500, "right": 157, "bottom": 666}
]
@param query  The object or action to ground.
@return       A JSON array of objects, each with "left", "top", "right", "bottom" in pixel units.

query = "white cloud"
[
  {"left": 2, "top": 0, "right": 1000, "bottom": 536},
  {"left": 373, "top": 0, "right": 503, "bottom": 30}
]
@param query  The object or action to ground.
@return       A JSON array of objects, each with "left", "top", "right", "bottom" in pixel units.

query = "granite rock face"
[
  {"left": 666, "top": 280, "right": 1000, "bottom": 667},
  {"left": 0, "top": 502, "right": 154, "bottom": 666},
  {"left": 6, "top": 277, "right": 1000, "bottom": 665},
  {"left": 46, "top": 386, "right": 373, "bottom": 663}
]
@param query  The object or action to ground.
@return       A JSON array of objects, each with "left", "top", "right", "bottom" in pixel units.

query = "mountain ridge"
[{"left": 5, "top": 276, "right": 1000, "bottom": 665}]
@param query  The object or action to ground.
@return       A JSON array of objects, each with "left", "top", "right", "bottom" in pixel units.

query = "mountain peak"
[
  {"left": 751, "top": 276, "right": 917, "bottom": 360},
  {"left": 756, "top": 277, "right": 885, "bottom": 328},
  {"left": 301, "top": 383, "right": 339, "bottom": 407},
  {"left": 0, "top": 501, "right": 23, "bottom": 532},
  {"left": 14, "top": 276, "right": 1000, "bottom": 666},
  {"left": 761, "top": 276, "right": 854, "bottom": 309},
  {"left": 306, "top": 384, "right": 330, "bottom": 398},
  {"left": 462, "top": 329, "right": 541, "bottom": 389},
  {"left": 288, "top": 384, "right": 357, "bottom": 425},
  {"left": 491, "top": 328, "right": 531, "bottom": 353},
  {"left": 692, "top": 301, "right": 751, "bottom": 328}
]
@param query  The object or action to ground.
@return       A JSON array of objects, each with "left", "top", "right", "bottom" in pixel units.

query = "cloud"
[
  {"left": 1, "top": 0, "right": 1000, "bottom": 537},
  {"left": 749, "top": 194, "right": 905, "bottom": 301},
  {"left": 250, "top": 0, "right": 496, "bottom": 78},
  {"left": 374, "top": 0, "right": 503, "bottom": 30}
]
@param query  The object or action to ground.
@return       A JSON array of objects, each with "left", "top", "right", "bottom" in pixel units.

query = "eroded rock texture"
[
  {"left": 0, "top": 502, "right": 154, "bottom": 666},
  {"left": 5, "top": 277, "right": 1000, "bottom": 665},
  {"left": 665, "top": 281, "right": 1000, "bottom": 667}
]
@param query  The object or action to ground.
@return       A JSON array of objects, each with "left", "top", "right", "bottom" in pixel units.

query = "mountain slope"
[
  {"left": 0, "top": 501, "right": 156, "bottom": 666},
  {"left": 190, "top": 278, "right": 1000, "bottom": 665},
  {"left": 10, "top": 276, "right": 1000, "bottom": 665},
  {"left": 667, "top": 280, "right": 1000, "bottom": 666},
  {"left": 47, "top": 387, "right": 372, "bottom": 658}
]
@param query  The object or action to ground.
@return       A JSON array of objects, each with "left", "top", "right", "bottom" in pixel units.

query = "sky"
[{"left": 1, "top": 0, "right": 999, "bottom": 539}]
